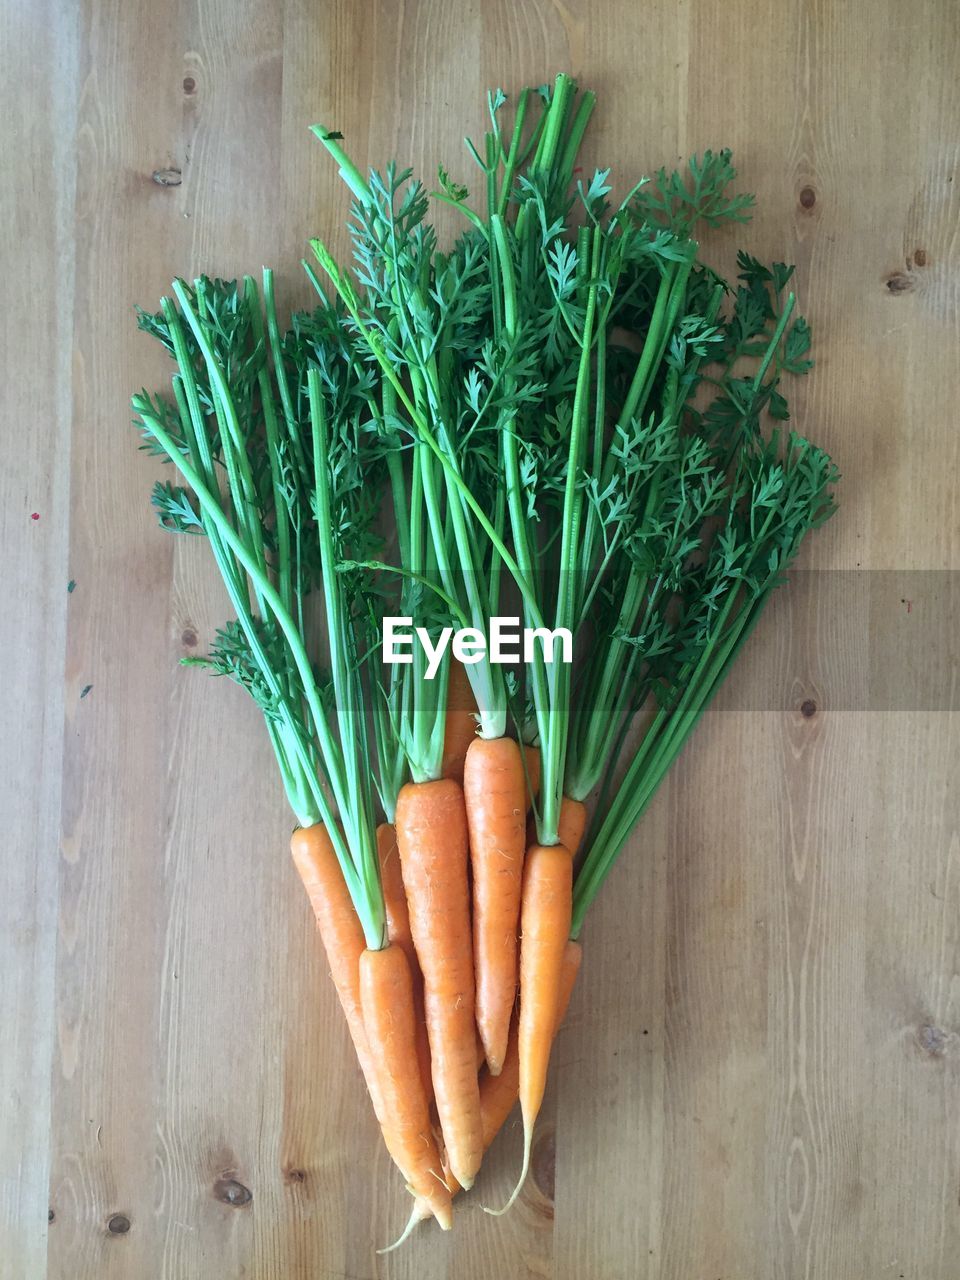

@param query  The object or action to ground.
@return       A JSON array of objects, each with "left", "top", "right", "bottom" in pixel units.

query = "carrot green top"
[
  {"left": 132, "top": 75, "right": 837, "bottom": 946},
  {"left": 133, "top": 275, "right": 388, "bottom": 949},
  {"left": 308, "top": 74, "right": 836, "bottom": 895}
]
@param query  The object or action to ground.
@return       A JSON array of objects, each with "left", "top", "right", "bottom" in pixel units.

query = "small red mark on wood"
[{"left": 30, "top": 512, "right": 40, "bottom": 520}]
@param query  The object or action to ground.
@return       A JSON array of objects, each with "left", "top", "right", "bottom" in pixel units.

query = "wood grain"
[
  {"left": 0, "top": 1, "right": 75, "bottom": 1275},
  {"left": 3, "top": 0, "right": 959, "bottom": 1276}
]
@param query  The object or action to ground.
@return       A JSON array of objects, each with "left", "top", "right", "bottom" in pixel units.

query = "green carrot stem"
[
  {"left": 246, "top": 276, "right": 293, "bottom": 618},
  {"left": 309, "top": 239, "right": 546, "bottom": 633},
  {"left": 136, "top": 396, "right": 385, "bottom": 946},
  {"left": 172, "top": 282, "right": 269, "bottom": 610},
  {"left": 263, "top": 268, "right": 310, "bottom": 487}
]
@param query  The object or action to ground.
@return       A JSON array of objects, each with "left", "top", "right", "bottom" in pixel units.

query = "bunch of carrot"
[{"left": 131, "top": 74, "right": 837, "bottom": 1240}]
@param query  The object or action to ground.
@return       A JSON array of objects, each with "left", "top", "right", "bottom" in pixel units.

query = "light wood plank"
[
  {"left": 0, "top": 1, "right": 76, "bottom": 1274},
  {"left": 49, "top": 2, "right": 189, "bottom": 1275},
  {"left": 3, "top": 0, "right": 959, "bottom": 1275}
]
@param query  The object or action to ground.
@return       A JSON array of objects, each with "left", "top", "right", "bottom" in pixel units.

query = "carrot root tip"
[
  {"left": 377, "top": 1202, "right": 424, "bottom": 1254},
  {"left": 482, "top": 1128, "right": 532, "bottom": 1217}
]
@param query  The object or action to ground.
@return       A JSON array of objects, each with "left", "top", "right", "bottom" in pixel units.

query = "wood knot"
[
  {"left": 213, "top": 1178, "right": 252, "bottom": 1207},
  {"left": 181, "top": 627, "right": 198, "bottom": 648},
  {"left": 800, "top": 699, "right": 817, "bottom": 719},
  {"left": 912, "top": 248, "right": 927, "bottom": 267},
  {"left": 885, "top": 272, "right": 914, "bottom": 294},
  {"left": 152, "top": 168, "right": 182, "bottom": 187},
  {"left": 917, "top": 1024, "right": 946, "bottom": 1056},
  {"left": 48, "top": 1209, "right": 55, "bottom": 1223},
  {"left": 798, "top": 185, "right": 817, "bottom": 210},
  {"left": 182, "top": 76, "right": 196, "bottom": 95},
  {"left": 107, "top": 1214, "right": 130, "bottom": 1235},
  {"left": 282, "top": 1166, "right": 307, "bottom": 1185}
]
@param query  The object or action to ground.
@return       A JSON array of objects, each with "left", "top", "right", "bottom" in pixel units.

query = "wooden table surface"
[{"left": 4, "top": 1, "right": 959, "bottom": 1277}]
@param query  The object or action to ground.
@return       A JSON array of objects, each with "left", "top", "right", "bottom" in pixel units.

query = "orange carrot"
[
  {"left": 464, "top": 736, "right": 527, "bottom": 1076},
  {"left": 290, "top": 825, "right": 381, "bottom": 1114},
  {"left": 478, "top": 938, "right": 582, "bottom": 1148},
  {"left": 434, "top": 1032, "right": 487, "bottom": 1204},
  {"left": 376, "top": 823, "right": 413, "bottom": 959},
  {"left": 441, "top": 660, "right": 477, "bottom": 783},
  {"left": 518, "top": 844, "right": 574, "bottom": 1130},
  {"left": 376, "top": 822, "right": 433, "bottom": 1105},
  {"left": 527, "top": 794, "right": 586, "bottom": 861},
  {"left": 487, "top": 837, "right": 573, "bottom": 1214},
  {"left": 360, "top": 944, "right": 453, "bottom": 1230},
  {"left": 412, "top": 938, "right": 583, "bottom": 1224},
  {"left": 522, "top": 744, "right": 541, "bottom": 811},
  {"left": 395, "top": 778, "right": 483, "bottom": 1190},
  {"left": 557, "top": 796, "right": 586, "bottom": 860},
  {"left": 411, "top": 815, "right": 588, "bottom": 1226}
]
